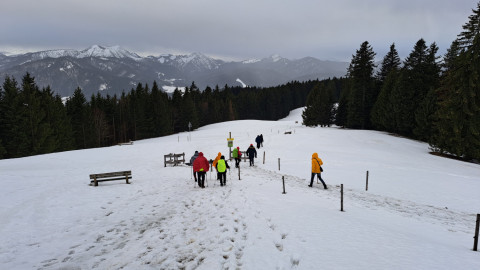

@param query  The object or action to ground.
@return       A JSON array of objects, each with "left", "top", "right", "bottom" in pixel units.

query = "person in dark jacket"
[
  {"left": 193, "top": 152, "right": 210, "bottom": 188},
  {"left": 216, "top": 155, "right": 230, "bottom": 186},
  {"left": 189, "top": 151, "right": 199, "bottom": 182},
  {"left": 255, "top": 135, "right": 262, "bottom": 149},
  {"left": 246, "top": 144, "right": 257, "bottom": 166}
]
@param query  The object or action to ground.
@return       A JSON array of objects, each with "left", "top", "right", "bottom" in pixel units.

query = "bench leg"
[
  {"left": 125, "top": 175, "right": 130, "bottom": 184},
  {"left": 94, "top": 176, "right": 98, "bottom": 186}
]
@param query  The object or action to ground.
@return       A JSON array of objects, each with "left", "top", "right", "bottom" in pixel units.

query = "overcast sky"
[{"left": 1, "top": 0, "right": 478, "bottom": 62}]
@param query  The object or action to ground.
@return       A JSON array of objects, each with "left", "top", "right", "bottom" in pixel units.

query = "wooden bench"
[
  {"left": 89, "top": 171, "right": 132, "bottom": 186},
  {"left": 164, "top": 153, "right": 185, "bottom": 167},
  {"left": 118, "top": 140, "right": 133, "bottom": 146}
]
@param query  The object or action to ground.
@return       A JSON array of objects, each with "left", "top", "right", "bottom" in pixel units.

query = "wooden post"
[
  {"left": 366, "top": 170, "right": 369, "bottom": 191},
  {"left": 125, "top": 174, "right": 130, "bottom": 184},
  {"left": 341, "top": 184, "right": 344, "bottom": 212},
  {"left": 282, "top": 176, "right": 286, "bottom": 194},
  {"left": 278, "top": 158, "right": 280, "bottom": 171},
  {"left": 94, "top": 176, "right": 98, "bottom": 186},
  {"left": 263, "top": 151, "right": 265, "bottom": 164},
  {"left": 474, "top": 214, "right": 480, "bottom": 251},
  {"left": 238, "top": 164, "right": 241, "bottom": 180}
]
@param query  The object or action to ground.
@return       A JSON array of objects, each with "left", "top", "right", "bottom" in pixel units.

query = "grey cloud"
[{"left": 1, "top": 0, "right": 478, "bottom": 61}]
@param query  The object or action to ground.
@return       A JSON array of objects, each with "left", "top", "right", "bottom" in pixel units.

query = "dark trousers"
[
  {"left": 256, "top": 142, "right": 261, "bottom": 149},
  {"left": 198, "top": 171, "right": 206, "bottom": 188},
  {"left": 249, "top": 157, "right": 255, "bottom": 166},
  {"left": 193, "top": 169, "right": 198, "bottom": 182},
  {"left": 235, "top": 158, "right": 240, "bottom": 168},
  {"left": 310, "top": 173, "right": 327, "bottom": 189},
  {"left": 218, "top": 172, "right": 227, "bottom": 186}
]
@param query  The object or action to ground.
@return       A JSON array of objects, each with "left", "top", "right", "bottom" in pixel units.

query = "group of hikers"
[{"left": 186, "top": 134, "right": 327, "bottom": 189}]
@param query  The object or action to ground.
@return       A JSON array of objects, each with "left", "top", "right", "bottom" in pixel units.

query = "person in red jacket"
[{"left": 193, "top": 152, "right": 210, "bottom": 188}]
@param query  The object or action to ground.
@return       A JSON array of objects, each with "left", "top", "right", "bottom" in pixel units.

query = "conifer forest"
[{"left": 1, "top": 3, "right": 480, "bottom": 161}]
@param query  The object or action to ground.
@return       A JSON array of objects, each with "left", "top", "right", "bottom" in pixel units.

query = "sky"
[{"left": 1, "top": 0, "right": 478, "bottom": 61}]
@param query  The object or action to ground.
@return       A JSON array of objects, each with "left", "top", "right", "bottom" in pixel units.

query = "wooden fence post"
[
  {"left": 341, "top": 184, "right": 344, "bottom": 212},
  {"left": 238, "top": 165, "right": 241, "bottom": 180},
  {"left": 282, "top": 176, "right": 286, "bottom": 194},
  {"left": 278, "top": 158, "right": 280, "bottom": 171},
  {"left": 366, "top": 170, "right": 369, "bottom": 191},
  {"left": 474, "top": 213, "right": 480, "bottom": 251},
  {"left": 263, "top": 151, "right": 265, "bottom": 164}
]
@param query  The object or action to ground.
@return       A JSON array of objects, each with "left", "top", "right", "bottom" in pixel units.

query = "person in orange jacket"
[
  {"left": 212, "top": 152, "right": 222, "bottom": 180},
  {"left": 310, "top": 152, "right": 327, "bottom": 189},
  {"left": 193, "top": 152, "right": 210, "bottom": 188}
]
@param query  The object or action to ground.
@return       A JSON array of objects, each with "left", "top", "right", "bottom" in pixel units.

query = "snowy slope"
[{"left": 0, "top": 108, "right": 479, "bottom": 269}]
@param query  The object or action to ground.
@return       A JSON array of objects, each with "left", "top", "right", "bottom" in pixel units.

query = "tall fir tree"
[
  {"left": 346, "top": 41, "right": 378, "bottom": 129},
  {"left": 413, "top": 43, "right": 441, "bottom": 141},
  {"left": 376, "top": 43, "right": 401, "bottom": 83},
  {"left": 41, "top": 86, "right": 74, "bottom": 152},
  {"left": 371, "top": 44, "right": 401, "bottom": 131},
  {"left": 302, "top": 82, "right": 335, "bottom": 127},
  {"left": 390, "top": 39, "right": 440, "bottom": 138},
  {"left": 0, "top": 76, "right": 25, "bottom": 157},
  {"left": 19, "top": 73, "right": 54, "bottom": 156},
  {"left": 66, "top": 87, "right": 90, "bottom": 149},
  {"left": 431, "top": 3, "right": 480, "bottom": 160}
]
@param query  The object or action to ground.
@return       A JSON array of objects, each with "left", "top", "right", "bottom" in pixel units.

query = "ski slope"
[{"left": 1, "top": 108, "right": 479, "bottom": 269}]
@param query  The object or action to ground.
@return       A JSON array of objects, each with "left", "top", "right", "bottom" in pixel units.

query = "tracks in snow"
[{"left": 245, "top": 165, "right": 476, "bottom": 235}]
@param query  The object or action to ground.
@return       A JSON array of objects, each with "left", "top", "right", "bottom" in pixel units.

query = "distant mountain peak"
[
  {"left": 27, "top": 45, "right": 142, "bottom": 60},
  {"left": 78, "top": 45, "right": 141, "bottom": 59}
]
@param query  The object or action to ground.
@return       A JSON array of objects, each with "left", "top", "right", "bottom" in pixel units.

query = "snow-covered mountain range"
[{"left": 0, "top": 45, "right": 348, "bottom": 97}]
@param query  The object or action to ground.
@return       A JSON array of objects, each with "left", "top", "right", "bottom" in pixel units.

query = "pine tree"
[
  {"left": 0, "top": 139, "right": 6, "bottom": 159},
  {"left": 41, "top": 86, "right": 74, "bottom": 152},
  {"left": 150, "top": 81, "right": 172, "bottom": 137},
  {"left": 302, "top": 82, "right": 335, "bottom": 127},
  {"left": 371, "top": 44, "right": 401, "bottom": 131},
  {"left": 19, "top": 73, "right": 54, "bottom": 156},
  {"left": 66, "top": 87, "right": 90, "bottom": 149},
  {"left": 431, "top": 4, "right": 480, "bottom": 160},
  {"left": 0, "top": 76, "right": 25, "bottom": 158},
  {"left": 371, "top": 69, "right": 400, "bottom": 131},
  {"left": 346, "top": 41, "right": 378, "bottom": 129},
  {"left": 390, "top": 39, "right": 440, "bottom": 138},
  {"left": 413, "top": 43, "right": 441, "bottom": 141},
  {"left": 457, "top": 2, "right": 480, "bottom": 51},
  {"left": 377, "top": 43, "right": 401, "bottom": 83}
]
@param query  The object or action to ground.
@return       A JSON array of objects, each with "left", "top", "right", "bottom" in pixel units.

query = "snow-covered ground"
[{"left": 1, "top": 108, "right": 479, "bottom": 269}]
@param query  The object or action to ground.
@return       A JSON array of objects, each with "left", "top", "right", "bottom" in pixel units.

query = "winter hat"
[
  {"left": 195, "top": 150, "right": 199, "bottom": 154},
  {"left": 199, "top": 152, "right": 204, "bottom": 156},
  {"left": 237, "top": 147, "right": 239, "bottom": 149},
  {"left": 221, "top": 155, "right": 225, "bottom": 159},
  {"left": 250, "top": 144, "right": 253, "bottom": 146}
]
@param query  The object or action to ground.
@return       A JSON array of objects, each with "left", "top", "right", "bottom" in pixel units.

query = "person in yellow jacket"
[
  {"left": 212, "top": 152, "right": 222, "bottom": 179},
  {"left": 217, "top": 155, "right": 230, "bottom": 186},
  {"left": 310, "top": 152, "right": 327, "bottom": 189}
]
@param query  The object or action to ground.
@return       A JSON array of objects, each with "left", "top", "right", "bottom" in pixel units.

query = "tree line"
[
  {"left": 2, "top": 2, "right": 479, "bottom": 161},
  {"left": 0, "top": 73, "right": 325, "bottom": 159},
  {"left": 302, "top": 2, "right": 480, "bottom": 161}
]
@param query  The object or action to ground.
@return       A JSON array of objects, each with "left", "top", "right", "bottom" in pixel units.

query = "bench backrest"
[{"left": 89, "top": 170, "right": 132, "bottom": 179}]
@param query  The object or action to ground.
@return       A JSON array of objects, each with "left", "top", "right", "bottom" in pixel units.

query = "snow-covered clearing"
[{"left": 1, "top": 108, "right": 479, "bottom": 269}]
